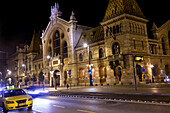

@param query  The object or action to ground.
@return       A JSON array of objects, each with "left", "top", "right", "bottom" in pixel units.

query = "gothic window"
[
  {"left": 161, "top": 38, "right": 166, "bottom": 55},
  {"left": 129, "top": 23, "right": 132, "bottom": 32},
  {"left": 63, "top": 41, "right": 68, "bottom": 58},
  {"left": 116, "top": 25, "right": 119, "bottom": 33},
  {"left": 89, "top": 51, "right": 93, "bottom": 60},
  {"left": 168, "top": 31, "right": 170, "bottom": 48},
  {"left": 112, "top": 42, "right": 120, "bottom": 55},
  {"left": 99, "top": 48, "right": 104, "bottom": 58},
  {"left": 120, "top": 23, "right": 122, "bottom": 32},
  {"left": 113, "top": 26, "right": 116, "bottom": 34},
  {"left": 53, "top": 30, "right": 60, "bottom": 56},
  {"left": 106, "top": 27, "right": 109, "bottom": 37},
  {"left": 79, "top": 53, "right": 83, "bottom": 62}
]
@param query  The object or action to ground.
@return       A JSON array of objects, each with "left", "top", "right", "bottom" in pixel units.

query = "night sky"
[{"left": 0, "top": 0, "right": 169, "bottom": 53}]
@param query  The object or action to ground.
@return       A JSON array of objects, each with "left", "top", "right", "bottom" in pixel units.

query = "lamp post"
[
  {"left": 84, "top": 43, "right": 93, "bottom": 86},
  {"left": 47, "top": 55, "right": 54, "bottom": 87}
]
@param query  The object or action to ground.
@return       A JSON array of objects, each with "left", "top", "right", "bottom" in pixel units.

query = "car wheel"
[
  {"left": 28, "top": 106, "right": 32, "bottom": 110},
  {"left": 2, "top": 103, "right": 8, "bottom": 113}
]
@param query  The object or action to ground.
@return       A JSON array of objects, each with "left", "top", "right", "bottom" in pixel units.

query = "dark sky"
[{"left": 0, "top": 0, "right": 169, "bottom": 53}]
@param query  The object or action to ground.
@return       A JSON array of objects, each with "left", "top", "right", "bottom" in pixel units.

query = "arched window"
[
  {"left": 53, "top": 30, "right": 60, "bottom": 56},
  {"left": 49, "top": 47, "right": 52, "bottom": 57},
  {"left": 99, "top": 48, "right": 104, "bottom": 58},
  {"left": 89, "top": 51, "right": 93, "bottom": 60},
  {"left": 79, "top": 53, "right": 83, "bottom": 61},
  {"left": 112, "top": 42, "right": 120, "bottom": 55},
  {"left": 161, "top": 38, "right": 166, "bottom": 55},
  {"left": 63, "top": 41, "right": 68, "bottom": 58},
  {"left": 168, "top": 31, "right": 170, "bottom": 48}
]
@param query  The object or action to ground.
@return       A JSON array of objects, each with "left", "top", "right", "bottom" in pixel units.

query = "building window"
[
  {"left": 53, "top": 30, "right": 60, "bottom": 56},
  {"left": 142, "top": 41, "right": 144, "bottom": 50},
  {"left": 89, "top": 51, "right": 93, "bottom": 60},
  {"left": 49, "top": 47, "right": 52, "bottom": 57},
  {"left": 35, "top": 65, "right": 37, "bottom": 70},
  {"left": 29, "top": 65, "right": 31, "bottom": 71},
  {"left": 39, "top": 64, "right": 41, "bottom": 69},
  {"left": 150, "top": 44, "right": 157, "bottom": 54},
  {"left": 134, "top": 40, "right": 136, "bottom": 49},
  {"left": 161, "top": 38, "right": 166, "bottom": 55},
  {"left": 165, "top": 65, "right": 169, "bottom": 76},
  {"left": 63, "top": 41, "right": 68, "bottom": 58},
  {"left": 112, "top": 42, "right": 120, "bottom": 55},
  {"left": 99, "top": 48, "right": 104, "bottom": 58},
  {"left": 79, "top": 53, "right": 83, "bottom": 62}
]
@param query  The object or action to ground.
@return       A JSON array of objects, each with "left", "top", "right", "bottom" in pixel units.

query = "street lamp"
[
  {"left": 84, "top": 43, "right": 93, "bottom": 86},
  {"left": 7, "top": 69, "right": 12, "bottom": 85},
  {"left": 47, "top": 55, "right": 54, "bottom": 87},
  {"left": 22, "top": 64, "right": 26, "bottom": 77}
]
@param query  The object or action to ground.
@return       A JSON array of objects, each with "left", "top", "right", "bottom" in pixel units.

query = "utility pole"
[{"left": 132, "top": 55, "right": 137, "bottom": 91}]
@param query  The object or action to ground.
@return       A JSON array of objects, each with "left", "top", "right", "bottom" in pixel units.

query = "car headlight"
[
  {"left": 6, "top": 101, "right": 14, "bottom": 104},
  {"left": 28, "top": 98, "right": 32, "bottom": 101}
]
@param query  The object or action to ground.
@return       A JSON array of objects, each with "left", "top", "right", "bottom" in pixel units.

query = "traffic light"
[
  {"left": 88, "top": 70, "right": 93, "bottom": 86},
  {"left": 88, "top": 70, "right": 92, "bottom": 75}
]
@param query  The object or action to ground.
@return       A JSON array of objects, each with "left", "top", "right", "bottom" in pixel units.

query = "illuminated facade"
[
  {"left": 8, "top": 0, "right": 170, "bottom": 86},
  {"left": 41, "top": 0, "right": 170, "bottom": 86}
]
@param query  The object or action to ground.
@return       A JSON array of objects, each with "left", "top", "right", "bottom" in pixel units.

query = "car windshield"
[{"left": 4, "top": 89, "right": 26, "bottom": 97}]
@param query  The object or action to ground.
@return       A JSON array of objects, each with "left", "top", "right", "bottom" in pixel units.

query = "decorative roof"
[
  {"left": 29, "top": 31, "right": 41, "bottom": 53},
  {"left": 76, "top": 26, "right": 104, "bottom": 48},
  {"left": 103, "top": 0, "right": 145, "bottom": 22}
]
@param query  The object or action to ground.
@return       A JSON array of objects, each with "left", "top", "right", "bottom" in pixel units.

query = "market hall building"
[{"left": 7, "top": 0, "right": 170, "bottom": 87}]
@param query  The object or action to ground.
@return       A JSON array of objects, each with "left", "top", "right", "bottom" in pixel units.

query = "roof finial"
[{"left": 70, "top": 11, "right": 76, "bottom": 21}]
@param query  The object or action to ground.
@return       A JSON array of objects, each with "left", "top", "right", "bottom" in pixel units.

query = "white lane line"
[
  {"left": 77, "top": 109, "right": 96, "bottom": 113},
  {"left": 53, "top": 105, "right": 65, "bottom": 108},
  {"left": 32, "top": 109, "right": 42, "bottom": 113}
]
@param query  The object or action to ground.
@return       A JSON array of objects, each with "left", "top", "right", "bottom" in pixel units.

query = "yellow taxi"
[{"left": 0, "top": 86, "right": 33, "bottom": 112}]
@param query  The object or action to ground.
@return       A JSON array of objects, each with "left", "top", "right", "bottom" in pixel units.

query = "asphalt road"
[{"left": 1, "top": 96, "right": 170, "bottom": 113}]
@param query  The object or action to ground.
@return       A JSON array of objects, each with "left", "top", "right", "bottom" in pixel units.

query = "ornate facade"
[
  {"left": 8, "top": 0, "right": 170, "bottom": 86},
  {"left": 41, "top": 0, "right": 170, "bottom": 86}
]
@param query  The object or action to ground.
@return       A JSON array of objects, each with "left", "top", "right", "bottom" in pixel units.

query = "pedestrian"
[{"left": 67, "top": 84, "right": 69, "bottom": 89}]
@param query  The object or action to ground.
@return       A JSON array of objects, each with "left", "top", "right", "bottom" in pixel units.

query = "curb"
[{"left": 46, "top": 93, "right": 170, "bottom": 105}]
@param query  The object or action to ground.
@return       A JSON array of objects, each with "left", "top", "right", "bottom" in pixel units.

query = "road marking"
[
  {"left": 77, "top": 109, "right": 96, "bottom": 113},
  {"left": 53, "top": 105, "right": 65, "bottom": 108},
  {"left": 32, "top": 109, "right": 42, "bottom": 113}
]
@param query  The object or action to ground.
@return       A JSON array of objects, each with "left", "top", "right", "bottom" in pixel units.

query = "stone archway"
[
  {"left": 99, "top": 66, "right": 106, "bottom": 85},
  {"left": 115, "top": 65, "right": 122, "bottom": 83}
]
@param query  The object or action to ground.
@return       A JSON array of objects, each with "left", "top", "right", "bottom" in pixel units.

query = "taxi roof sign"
[{"left": 7, "top": 85, "right": 15, "bottom": 89}]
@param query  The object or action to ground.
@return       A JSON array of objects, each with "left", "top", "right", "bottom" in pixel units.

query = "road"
[{"left": 1, "top": 96, "right": 170, "bottom": 113}]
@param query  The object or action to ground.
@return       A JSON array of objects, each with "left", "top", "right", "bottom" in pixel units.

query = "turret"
[{"left": 151, "top": 22, "right": 158, "bottom": 40}]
